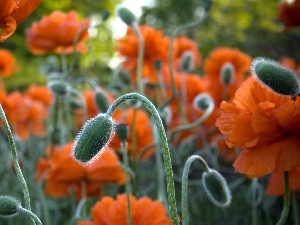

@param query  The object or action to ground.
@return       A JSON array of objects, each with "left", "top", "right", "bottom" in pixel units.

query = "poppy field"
[{"left": 0, "top": 0, "right": 300, "bottom": 225}]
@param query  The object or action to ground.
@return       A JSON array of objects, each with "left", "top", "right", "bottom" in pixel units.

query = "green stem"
[
  {"left": 276, "top": 171, "right": 290, "bottom": 225},
  {"left": 0, "top": 104, "right": 35, "bottom": 225},
  {"left": 292, "top": 193, "right": 299, "bottom": 225},
  {"left": 132, "top": 24, "right": 145, "bottom": 95},
  {"left": 106, "top": 93, "right": 179, "bottom": 225},
  {"left": 18, "top": 207, "right": 42, "bottom": 225},
  {"left": 181, "top": 155, "right": 210, "bottom": 225},
  {"left": 121, "top": 141, "right": 132, "bottom": 225}
]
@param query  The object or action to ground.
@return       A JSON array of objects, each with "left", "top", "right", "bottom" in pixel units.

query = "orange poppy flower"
[
  {"left": 203, "top": 47, "right": 251, "bottom": 106},
  {"left": 26, "top": 85, "right": 53, "bottom": 107},
  {"left": 116, "top": 25, "right": 169, "bottom": 83},
  {"left": 26, "top": 10, "right": 90, "bottom": 55},
  {"left": 173, "top": 36, "right": 201, "bottom": 71},
  {"left": 266, "top": 167, "right": 300, "bottom": 196},
  {"left": 110, "top": 108, "right": 155, "bottom": 160},
  {"left": 77, "top": 194, "right": 172, "bottom": 225},
  {"left": 36, "top": 142, "right": 125, "bottom": 200},
  {"left": 0, "top": 48, "right": 17, "bottom": 77},
  {"left": 0, "top": 0, "right": 42, "bottom": 42},
  {"left": 278, "top": 0, "right": 300, "bottom": 30},
  {"left": 280, "top": 57, "right": 297, "bottom": 70},
  {"left": 216, "top": 76, "right": 300, "bottom": 177}
]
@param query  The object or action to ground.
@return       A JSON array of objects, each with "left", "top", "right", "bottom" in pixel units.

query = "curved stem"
[
  {"left": 276, "top": 171, "right": 290, "bottom": 225},
  {"left": 0, "top": 105, "right": 35, "bottom": 225},
  {"left": 18, "top": 207, "right": 42, "bottom": 225},
  {"left": 182, "top": 155, "right": 210, "bottom": 225},
  {"left": 106, "top": 93, "right": 179, "bottom": 225},
  {"left": 132, "top": 24, "right": 145, "bottom": 95}
]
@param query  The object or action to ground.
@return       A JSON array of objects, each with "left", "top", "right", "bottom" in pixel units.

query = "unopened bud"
[
  {"left": 193, "top": 93, "right": 214, "bottom": 111},
  {"left": 180, "top": 51, "right": 194, "bottom": 72},
  {"left": 220, "top": 62, "right": 235, "bottom": 86},
  {"left": 202, "top": 169, "right": 232, "bottom": 207},
  {"left": 0, "top": 196, "right": 20, "bottom": 218},
  {"left": 116, "top": 124, "right": 129, "bottom": 142},
  {"left": 252, "top": 57, "right": 300, "bottom": 96},
  {"left": 101, "top": 10, "right": 110, "bottom": 21},
  {"left": 154, "top": 59, "right": 162, "bottom": 71},
  {"left": 73, "top": 113, "right": 115, "bottom": 164},
  {"left": 48, "top": 80, "right": 69, "bottom": 96},
  {"left": 95, "top": 91, "right": 110, "bottom": 112},
  {"left": 115, "top": 69, "right": 130, "bottom": 85},
  {"left": 117, "top": 6, "right": 136, "bottom": 26}
]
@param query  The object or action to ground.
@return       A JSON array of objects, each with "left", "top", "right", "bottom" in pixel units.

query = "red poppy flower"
[
  {"left": 26, "top": 10, "right": 90, "bottom": 55},
  {"left": 116, "top": 25, "right": 169, "bottom": 83},
  {"left": 216, "top": 76, "right": 300, "bottom": 177},
  {"left": 266, "top": 167, "right": 300, "bottom": 196},
  {"left": 203, "top": 47, "right": 251, "bottom": 106},
  {"left": 0, "top": 48, "right": 17, "bottom": 77},
  {"left": 278, "top": 0, "right": 300, "bottom": 30},
  {"left": 36, "top": 142, "right": 125, "bottom": 200},
  {"left": 0, "top": 0, "right": 42, "bottom": 42},
  {"left": 77, "top": 194, "right": 172, "bottom": 225}
]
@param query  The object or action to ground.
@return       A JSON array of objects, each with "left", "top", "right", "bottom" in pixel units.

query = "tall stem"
[
  {"left": 106, "top": 93, "right": 179, "bottom": 225},
  {"left": 276, "top": 171, "right": 290, "bottom": 225}
]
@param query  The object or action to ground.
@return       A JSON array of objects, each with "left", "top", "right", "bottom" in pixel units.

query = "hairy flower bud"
[
  {"left": 73, "top": 113, "right": 115, "bottom": 164},
  {"left": 180, "top": 51, "right": 194, "bottom": 72},
  {"left": 117, "top": 6, "right": 136, "bottom": 26},
  {"left": 202, "top": 169, "right": 232, "bottom": 207},
  {"left": 95, "top": 91, "right": 110, "bottom": 112},
  {"left": 193, "top": 93, "right": 214, "bottom": 111},
  {"left": 252, "top": 57, "right": 300, "bottom": 96},
  {"left": 0, "top": 196, "right": 20, "bottom": 218},
  {"left": 220, "top": 62, "right": 235, "bottom": 86},
  {"left": 116, "top": 124, "right": 129, "bottom": 142}
]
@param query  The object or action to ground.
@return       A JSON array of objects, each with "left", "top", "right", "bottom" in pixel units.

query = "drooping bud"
[
  {"left": 73, "top": 113, "right": 115, "bottom": 164},
  {"left": 116, "top": 124, "right": 129, "bottom": 142},
  {"left": 180, "top": 51, "right": 194, "bottom": 72},
  {"left": 0, "top": 196, "right": 20, "bottom": 218},
  {"left": 252, "top": 57, "right": 300, "bottom": 96},
  {"left": 94, "top": 91, "right": 110, "bottom": 112},
  {"left": 193, "top": 93, "right": 214, "bottom": 111},
  {"left": 117, "top": 6, "right": 137, "bottom": 26},
  {"left": 202, "top": 169, "right": 232, "bottom": 207},
  {"left": 48, "top": 80, "right": 69, "bottom": 96},
  {"left": 220, "top": 62, "right": 235, "bottom": 86}
]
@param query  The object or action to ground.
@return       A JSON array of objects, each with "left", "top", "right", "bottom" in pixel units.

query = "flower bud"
[
  {"left": 117, "top": 6, "right": 136, "bottom": 26},
  {"left": 73, "top": 113, "right": 115, "bottom": 164},
  {"left": 193, "top": 93, "right": 214, "bottom": 111},
  {"left": 202, "top": 169, "right": 232, "bottom": 207},
  {"left": 101, "top": 10, "right": 110, "bottom": 21},
  {"left": 116, "top": 124, "right": 129, "bottom": 142},
  {"left": 48, "top": 80, "right": 69, "bottom": 96},
  {"left": 252, "top": 57, "right": 300, "bottom": 96},
  {"left": 94, "top": 91, "right": 110, "bottom": 112},
  {"left": 180, "top": 51, "right": 194, "bottom": 72},
  {"left": 220, "top": 62, "right": 235, "bottom": 86},
  {"left": 0, "top": 196, "right": 20, "bottom": 218},
  {"left": 115, "top": 69, "right": 130, "bottom": 85},
  {"left": 154, "top": 59, "right": 162, "bottom": 71}
]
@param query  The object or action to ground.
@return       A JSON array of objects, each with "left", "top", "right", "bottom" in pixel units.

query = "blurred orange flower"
[
  {"left": 117, "top": 25, "right": 169, "bottom": 83},
  {"left": 266, "top": 167, "right": 300, "bottom": 196},
  {"left": 216, "top": 77, "right": 300, "bottom": 177},
  {"left": 278, "top": 0, "right": 300, "bottom": 30},
  {"left": 0, "top": 0, "right": 42, "bottom": 42},
  {"left": 36, "top": 142, "right": 125, "bottom": 200},
  {"left": 110, "top": 108, "right": 155, "bottom": 160},
  {"left": 77, "top": 194, "right": 172, "bottom": 225},
  {"left": 203, "top": 47, "right": 251, "bottom": 106},
  {"left": 0, "top": 48, "right": 17, "bottom": 77},
  {"left": 26, "top": 10, "right": 90, "bottom": 55},
  {"left": 26, "top": 85, "right": 53, "bottom": 107}
]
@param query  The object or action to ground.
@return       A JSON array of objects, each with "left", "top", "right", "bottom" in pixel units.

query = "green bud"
[
  {"left": 252, "top": 57, "right": 300, "bottom": 96},
  {"left": 154, "top": 59, "right": 162, "bottom": 71},
  {"left": 117, "top": 6, "right": 136, "bottom": 26},
  {"left": 193, "top": 93, "right": 214, "bottom": 111},
  {"left": 73, "top": 113, "right": 115, "bottom": 164},
  {"left": 220, "top": 62, "right": 235, "bottom": 86},
  {"left": 101, "top": 10, "right": 110, "bottom": 21},
  {"left": 202, "top": 169, "right": 232, "bottom": 207},
  {"left": 180, "top": 51, "right": 194, "bottom": 72},
  {"left": 116, "top": 124, "right": 129, "bottom": 142},
  {"left": 0, "top": 196, "right": 20, "bottom": 218},
  {"left": 48, "top": 80, "right": 69, "bottom": 96},
  {"left": 95, "top": 91, "right": 110, "bottom": 112},
  {"left": 115, "top": 69, "right": 130, "bottom": 85}
]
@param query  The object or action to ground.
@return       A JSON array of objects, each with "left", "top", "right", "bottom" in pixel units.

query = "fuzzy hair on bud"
[
  {"left": 0, "top": 196, "right": 20, "bottom": 218},
  {"left": 116, "top": 124, "right": 130, "bottom": 142},
  {"left": 220, "top": 62, "right": 235, "bottom": 86},
  {"left": 116, "top": 6, "right": 136, "bottom": 26},
  {"left": 252, "top": 57, "right": 300, "bottom": 96},
  {"left": 73, "top": 113, "right": 115, "bottom": 164},
  {"left": 202, "top": 169, "right": 232, "bottom": 207},
  {"left": 95, "top": 91, "right": 110, "bottom": 112},
  {"left": 180, "top": 51, "right": 194, "bottom": 72},
  {"left": 193, "top": 93, "right": 214, "bottom": 111}
]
